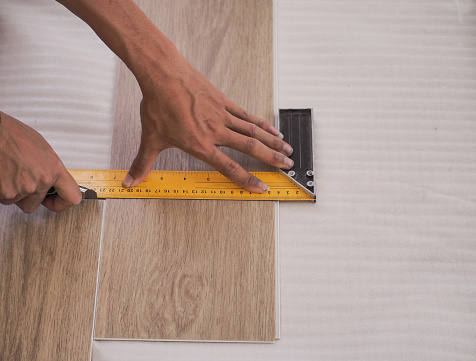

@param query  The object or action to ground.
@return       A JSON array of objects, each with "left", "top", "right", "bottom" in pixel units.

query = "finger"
[
  {"left": 224, "top": 101, "right": 282, "bottom": 138},
  {"left": 202, "top": 147, "right": 270, "bottom": 193},
  {"left": 41, "top": 170, "right": 82, "bottom": 213},
  {"left": 226, "top": 114, "right": 293, "bottom": 156},
  {"left": 15, "top": 192, "right": 46, "bottom": 214},
  {"left": 221, "top": 130, "right": 294, "bottom": 170},
  {"left": 123, "top": 143, "right": 160, "bottom": 188},
  {"left": 0, "top": 195, "right": 24, "bottom": 206},
  {"left": 0, "top": 188, "right": 35, "bottom": 207}
]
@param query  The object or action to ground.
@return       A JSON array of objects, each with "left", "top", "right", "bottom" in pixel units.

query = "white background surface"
[
  {"left": 1, "top": 1, "right": 475, "bottom": 360},
  {"left": 0, "top": 0, "right": 116, "bottom": 169}
]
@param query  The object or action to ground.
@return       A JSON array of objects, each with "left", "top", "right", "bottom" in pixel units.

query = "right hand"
[
  {"left": 0, "top": 112, "right": 82, "bottom": 213},
  {"left": 123, "top": 47, "right": 294, "bottom": 192}
]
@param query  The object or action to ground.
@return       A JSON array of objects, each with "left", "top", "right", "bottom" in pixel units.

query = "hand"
[
  {"left": 0, "top": 112, "right": 82, "bottom": 213},
  {"left": 122, "top": 52, "right": 294, "bottom": 193},
  {"left": 56, "top": 0, "right": 293, "bottom": 192}
]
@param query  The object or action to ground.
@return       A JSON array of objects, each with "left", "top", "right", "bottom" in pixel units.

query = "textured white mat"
[
  {"left": 0, "top": 0, "right": 117, "bottom": 169},
  {"left": 1, "top": 0, "right": 475, "bottom": 360}
]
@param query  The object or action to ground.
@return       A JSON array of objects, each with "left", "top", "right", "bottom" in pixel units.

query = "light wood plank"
[
  {"left": 96, "top": 199, "right": 275, "bottom": 341},
  {"left": 0, "top": 202, "right": 103, "bottom": 361},
  {"left": 95, "top": 0, "right": 276, "bottom": 341}
]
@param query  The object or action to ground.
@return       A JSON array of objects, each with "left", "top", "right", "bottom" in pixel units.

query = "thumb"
[{"left": 122, "top": 144, "right": 159, "bottom": 188}]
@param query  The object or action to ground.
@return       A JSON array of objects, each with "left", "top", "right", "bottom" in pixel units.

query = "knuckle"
[
  {"left": 39, "top": 174, "right": 53, "bottom": 188},
  {"left": 249, "top": 124, "right": 258, "bottom": 137},
  {"left": 0, "top": 188, "right": 15, "bottom": 201},
  {"left": 130, "top": 157, "right": 148, "bottom": 175},
  {"left": 272, "top": 137, "right": 283, "bottom": 149},
  {"left": 23, "top": 182, "right": 37, "bottom": 196},
  {"left": 245, "top": 174, "right": 260, "bottom": 188},
  {"left": 242, "top": 109, "right": 250, "bottom": 121},
  {"left": 203, "top": 118, "right": 223, "bottom": 139},
  {"left": 246, "top": 138, "right": 257, "bottom": 152},
  {"left": 184, "top": 137, "right": 211, "bottom": 158},
  {"left": 223, "top": 160, "right": 240, "bottom": 176}
]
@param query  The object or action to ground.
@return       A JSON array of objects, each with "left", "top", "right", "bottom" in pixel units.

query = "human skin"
[
  {"left": 57, "top": 0, "right": 294, "bottom": 188},
  {"left": 0, "top": 0, "right": 293, "bottom": 213},
  {"left": 0, "top": 112, "right": 82, "bottom": 213}
]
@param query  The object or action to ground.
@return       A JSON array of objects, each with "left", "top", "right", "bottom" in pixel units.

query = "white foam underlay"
[
  {"left": 0, "top": 0, "right": 116, "bottom": 169},
  {"left": 1, "top": 1, "right": 475, "bottom": 360}
]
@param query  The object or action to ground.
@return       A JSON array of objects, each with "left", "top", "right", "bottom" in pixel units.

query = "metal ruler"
[{"left": 68, "top": 169, "right": 315, "bottom": 201}]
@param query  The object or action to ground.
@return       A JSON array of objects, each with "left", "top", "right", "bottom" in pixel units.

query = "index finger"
[{"left": 41, "top": 169, "right": 82, "bottom": 213}]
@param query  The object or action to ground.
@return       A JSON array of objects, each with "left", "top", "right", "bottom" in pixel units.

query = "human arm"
[
  {"left": 56, "top": 0, "right": 293, "bottom": 192},
  {"left": 0, "top": 112, "right": 82, "bottom": 213}
]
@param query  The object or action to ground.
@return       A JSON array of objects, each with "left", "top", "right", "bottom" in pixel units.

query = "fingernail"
[
  {"left": 283, "top": 143, "right": 293, "bottom": 155},
  {"left": 277, "top": 132, "right": 284, "bottom": 139},
  {"left": 260, "top": 182, "right": 270, "bottom": 192},
  {"left": 270, "top": 126, "right": 279, "bottom": 136},
  {"left": 122, "top": 173, "right": 134, "bottom": 188},
  {"left": 285, "top": 157, "right": 294, "bottom": 168}
]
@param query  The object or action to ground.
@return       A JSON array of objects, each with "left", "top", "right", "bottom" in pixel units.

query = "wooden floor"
[
  {"left": 0, "top": 1, "right": 275, "bottom": 360},
  {"left": 94, "top": 0, "right": 276, "bottom": 342},
  {"left": 0, "top": 202, "right": 103, "bottom": 361}
]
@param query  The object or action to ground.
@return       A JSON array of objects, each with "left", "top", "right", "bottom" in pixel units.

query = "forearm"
[{"left": 56, "top": 0, "right": 179, "bottom": 90}]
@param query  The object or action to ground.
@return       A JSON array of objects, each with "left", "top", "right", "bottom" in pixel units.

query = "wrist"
[{"left": 127, "top": 30, "right": 183, "bottom": 93}]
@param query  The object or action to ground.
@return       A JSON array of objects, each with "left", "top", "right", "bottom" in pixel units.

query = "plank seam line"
[{"left": 89, "top": 200, "right": 108, "bottom": 360}]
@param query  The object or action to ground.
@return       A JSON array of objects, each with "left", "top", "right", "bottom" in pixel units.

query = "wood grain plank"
[
  {"left": 96, "top": 199, "right": 275, "bottom": 341},
  {"left": 95, "top": 0, "right": 276, "bottom": 341},
  {"left": 0, "top": 201, "right": 103, "bottom": 361}
]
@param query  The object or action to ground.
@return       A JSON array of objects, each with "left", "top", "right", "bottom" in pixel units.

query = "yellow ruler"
[{"left": 68, "top": 169, "right": 315, "bottom": 202}]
